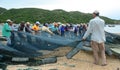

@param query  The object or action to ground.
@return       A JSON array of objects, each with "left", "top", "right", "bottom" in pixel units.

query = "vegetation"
[
  {"left": 0, "top": 7, "right": 7, "bottom": 14},
  {"left": 0, "top": 7, "right": 119, "bottom": 24}
]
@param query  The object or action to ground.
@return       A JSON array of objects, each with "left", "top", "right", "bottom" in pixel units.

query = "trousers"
[{"left": 91, "top": 41, "right": 107, "bottom": 65}]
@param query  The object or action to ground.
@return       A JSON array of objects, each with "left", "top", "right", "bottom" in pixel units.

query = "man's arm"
[{"left": 82, "top": 21, "right": 93, "bottom": 40}]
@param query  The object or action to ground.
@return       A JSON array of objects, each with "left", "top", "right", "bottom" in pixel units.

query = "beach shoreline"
[{"left": 6, "top": 51, "right": 120, "bottom": 70}]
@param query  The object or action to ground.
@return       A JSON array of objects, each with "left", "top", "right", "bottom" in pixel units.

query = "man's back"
[
  {"left": 82, "top": 11, "right": 107, "bottom": 66},
  {"left": 90, "top": 17, "right": 105, "bottom": 43}
]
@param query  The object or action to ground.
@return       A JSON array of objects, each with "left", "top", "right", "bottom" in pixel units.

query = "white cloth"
[
  {"left": 41, "top": 26, "right": 53, "bottom": 34},
  {"left": 83, "top": 17, "right": 106, "bottom": 43}
]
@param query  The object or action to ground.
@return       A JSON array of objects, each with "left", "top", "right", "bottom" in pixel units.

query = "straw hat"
[
  {"left": 6, "top": 19, "right": 12, "bottom": 22},
  {"left": 26, "top": 22, "right": 30, "bottom": 25}
]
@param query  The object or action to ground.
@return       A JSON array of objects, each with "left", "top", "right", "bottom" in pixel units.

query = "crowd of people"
[
  {"left": 2, "top": 10, "right": 107, "bottom": 66},
  {"left": 1, "top": 19, "right": 88, "bottom": 50},
  {"left": 2, "top": 20, "right": 88, "bottom": 44}
]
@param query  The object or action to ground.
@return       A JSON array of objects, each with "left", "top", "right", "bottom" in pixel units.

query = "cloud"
[
  {"left": 41, "top": 0, "right": 120, "bottom": 19},
  {"left": 0, "top": 0, "right": 120, "bottom": 19}
]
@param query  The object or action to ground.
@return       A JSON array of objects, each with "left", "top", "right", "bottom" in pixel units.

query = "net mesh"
[{"left": 0, "top": 31, "right": 120, "bottom": 58}]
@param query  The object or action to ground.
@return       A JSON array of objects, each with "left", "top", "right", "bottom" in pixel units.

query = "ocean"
[{"left": 105, "top": 25, "right": 120, "bottom": 33}]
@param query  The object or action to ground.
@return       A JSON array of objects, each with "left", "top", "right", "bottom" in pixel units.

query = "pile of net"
[
  {"left": 0, "top": 31, "right": 120, "bottom": 68},
  {"left": 0, "top": 31, "right": 120, "bottom": 58}
]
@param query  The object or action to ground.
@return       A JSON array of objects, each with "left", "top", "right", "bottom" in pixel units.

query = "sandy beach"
[{"left": 6, "top": 51, "right": 120, "bottom": 70}]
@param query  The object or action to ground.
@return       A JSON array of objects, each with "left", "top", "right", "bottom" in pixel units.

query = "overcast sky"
[{"left": 0, "top": 0, "right": 120, "bottom": 20}]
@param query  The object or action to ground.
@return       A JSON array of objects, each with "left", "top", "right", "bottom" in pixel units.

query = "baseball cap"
[
  {"left": 35, "top": 21, "right": 40, "bottom": 24},
  {"left": 93, "top": 10, "right": 99, "bottom": 15}
]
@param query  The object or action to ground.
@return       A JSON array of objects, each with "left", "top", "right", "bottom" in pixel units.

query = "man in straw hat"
[
  {"left": 25, "top": 22, "right": 32, "bottom": 33},
  {"left": 82, "top": 10, "right": 107, "bottom": 66}
]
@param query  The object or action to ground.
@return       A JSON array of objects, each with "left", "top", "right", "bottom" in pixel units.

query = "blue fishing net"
[
  {"left": 0, "top": 31, "right": 120, "bottom": 58},
  {"left": 8, "top": 31, "right": 82, "bottom": 57}
]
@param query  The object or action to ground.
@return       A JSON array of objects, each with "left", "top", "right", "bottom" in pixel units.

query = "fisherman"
[
  {"left": 50, "top": 22, "right": 59, "bottom": 35},
  {"left": 2, "top": 19, "right": 13, "bottom": 46},
  {"left": 59, "top": 24, "right": 65, "bottom": 36},
  {"left": 41, "top": 23, "right": 54, "bottom": 35},
  {"left": 18, "top": 21, "right": 25, "bottom": 32},
  {"left": 81, "top": 23, "right": 87, "bottom": 37},
  {"left": 79, "top": 23, "right": 83, "bottom": 37},
  {"left": 73, "top": 24, "right": 79, "bottom": 36},
  {"left": 25, "top": 22, "right": 32, "bottom": 33},
  {"left": 82, "top": 11, "right": 107, "bottom": 66},
  {"left": 32, "top": 21, "right": 40, "bottom": 35}
]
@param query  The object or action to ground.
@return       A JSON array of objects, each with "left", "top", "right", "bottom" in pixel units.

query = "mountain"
[
  {"left": 0, "top": 7, "right": 119, "bottom": 24},
  {"left": 0, "top": 7, "right": 7, "bottom": 14}
]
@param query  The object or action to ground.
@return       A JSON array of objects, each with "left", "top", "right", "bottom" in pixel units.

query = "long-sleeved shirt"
[
  {"left": 2, "top": 23, "right": 11, "bottom": 37},
  {"left": 25, "top": 26, "right": 32, "bottom": 33},
  {"left": 41, "top": 26, "right": 53, "bottom": 34},
  {"left": 83, "top": 17, "right": 106, "bottom": 43}
]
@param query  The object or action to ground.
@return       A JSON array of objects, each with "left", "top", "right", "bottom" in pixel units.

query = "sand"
[{"left": 6, "top": 50, "right": 120, "bottom": 70}]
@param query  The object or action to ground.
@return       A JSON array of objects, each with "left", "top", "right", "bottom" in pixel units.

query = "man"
[
  {"left": 2, "top": 19, "right": 13, "bottom": 46},
  {"left": 25, "top": 22, "right": 32, "bottom": 33},
  {"left": 82, "top": 11, "right": 107, "bottom": 66},
  {"left": 59, "top": 24, "right": 65, "bottom": 36},
  {"left": 18, "top": 21, "right": 25, "bottom": 32},
  {"left": 32, "top": 21, "right": 40, "bottom": 34},
  {"left": 41, "top": 23, "right": 54, "bottom": 35}
]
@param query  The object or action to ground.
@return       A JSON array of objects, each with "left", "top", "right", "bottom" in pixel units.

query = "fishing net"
[
  {"left": 9, "top": 31, "right": 82, "bottom": 58},
  {"left": 0, "top": 30, "right": 120, "bottom": 69},
  {"left": 0, "top": 31, "right": 119, "bottom": 58}
]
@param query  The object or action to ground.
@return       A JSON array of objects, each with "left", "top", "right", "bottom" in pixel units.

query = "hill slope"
[
  {"left": 0, "top": 8, "right": 119, "bottom": 24},
  {"left": 0, "top": 7, "right": 7, "bottom": 14}
]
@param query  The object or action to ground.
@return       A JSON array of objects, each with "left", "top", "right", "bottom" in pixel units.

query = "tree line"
[{"left": 0, "top": 7, "right": 119, "bottom": 24}]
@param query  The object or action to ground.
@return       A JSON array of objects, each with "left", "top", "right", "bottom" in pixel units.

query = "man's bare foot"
[
  {"left": 101, "top": 64, "right": 107, "bottom": 66},
  {"left": 93, "top": 62, "right": 99, "bottom": 65}
]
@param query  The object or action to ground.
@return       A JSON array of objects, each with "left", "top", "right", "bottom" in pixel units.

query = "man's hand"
[{"left": 82, "top": 38, "right": 86, "bottom": 41}]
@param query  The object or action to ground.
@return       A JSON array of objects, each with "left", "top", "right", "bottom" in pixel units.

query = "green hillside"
[
  {"left": 0, "top": 7, "right": 7, "bottom": 14},
  {"left": 0, "top": 7, "right": 119, "bottom": 24}
]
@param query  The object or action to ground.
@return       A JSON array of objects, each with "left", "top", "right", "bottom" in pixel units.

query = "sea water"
[{"left": 105, "top": 25, "right": 120, "bottom": 33}]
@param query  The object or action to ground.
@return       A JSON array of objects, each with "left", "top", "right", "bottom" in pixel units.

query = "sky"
[{"left": 0, "top": 0, "right": 120, "bottom": 20}]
